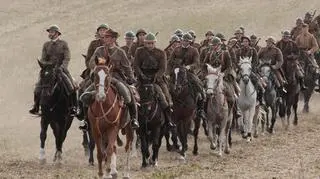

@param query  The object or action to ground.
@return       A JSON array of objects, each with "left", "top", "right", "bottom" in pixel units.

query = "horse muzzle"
[
  {"left": 96, "top": 92, "right": 106, "bottom": 102},
  {"left": 243, "top": 76, "right": 249, "bottom": 84}
]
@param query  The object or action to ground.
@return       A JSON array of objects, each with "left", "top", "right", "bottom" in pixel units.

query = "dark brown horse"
[
  {"left": 170, "top": 66, "right": 200, "bottom": 161},
  {"left": 88, "top": 61, "right": 134, "bottom": 179},
  {"left": 37, "top": 60, "right": 73, "bottom": 164}
]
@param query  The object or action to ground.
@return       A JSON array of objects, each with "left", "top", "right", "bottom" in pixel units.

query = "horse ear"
[
  {"left": 38, "top": 60, "right": 44, "bottom": 69},
  {"left": 248, "top": 56, "right": 252, "bottom": 63},
  {"left": 81, "top": 54, "right": 87, "bottom": 59},
  {"left": 217, "top": 65, "right": 222, "bottom": 72}
]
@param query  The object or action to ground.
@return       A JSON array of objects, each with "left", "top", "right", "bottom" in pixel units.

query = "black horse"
[
  {"left": 137, "top": 81, "right": 165, "bottom": 168},
  {"left": 37, "top": 60, "right": 73, "bottom": 164}
]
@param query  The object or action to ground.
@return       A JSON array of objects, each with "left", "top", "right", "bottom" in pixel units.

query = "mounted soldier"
[
  {"left": 199, "top": 30, "right": 214, "bottom": 52},
  {"left": 202, "top": 37, "right": 242, "bottom": 118},
  {"left": 188, "top": 30, "right": 201, "bottom": 51},
  {"left": 85, "top": 28, "right": 139, "bottom": 129},
  {"left": 82, "top": 24, "right": 109, "bottom": 79},
  {"left": 276, "top": 30, "right": 307, "bottom": 90},
  {"left": 174, "top": 29, "right": 183, "bottom": 39},
  {"left": 164, "top": 35, "right": 181, "bottom": 60},
  {"left": 258, "top": 37, "right": 287, "bottom": 95},
  {"left": 168, "top": 33, "right": 206, "bottom": 120},
  {"left": 235, "top": 36, "right": 265, "bottom": 105},
  {"left": 134, "top": 32, "right": 175, "bottom": 128},
  {"left": 229, "top": 29, "right": 243, "bottom": 49},
  {"left": 295, "top": 23, "right": 320, "bottom": 91},
  {"left": 29, "top": 25, "right": 77, "bottom": 116},
  {"left": 121, "top": 31, "right": 135, "bottom": 64},
  {"left": 291, "top": 18, "right": 303, "bottom": 41},
  {"left": 130, "top": 28, "right": 147, "bottom": 58},
  {"left": 250, "top": 34, "right": 261, "bottom": 53}
]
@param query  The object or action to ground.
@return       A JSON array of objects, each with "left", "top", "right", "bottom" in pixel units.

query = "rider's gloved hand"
[{"left": 127, "top": 78, "right": 137, "bottom": 85}]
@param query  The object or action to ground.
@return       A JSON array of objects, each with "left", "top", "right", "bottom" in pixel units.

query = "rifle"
[
  {"left": 253, "top": 38, "right": 261, "bottom": 47},
  {"left": 312, "top": 10, "right": 317, "bottom": 19},
  {"left": 164, "top": 40, "right": 177, "bottom": 51}
]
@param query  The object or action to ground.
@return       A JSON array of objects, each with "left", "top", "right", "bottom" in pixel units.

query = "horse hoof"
[
  {"left": 192, "top": 150, "right": 198, "bottom": 156},
  {"left": 102, "top": 174, "right": 112, "bottom": 179},
  {"left": 266, "top": 128, "right": 273, "bottom": 134},
  {"left": 210, "top": 144, "right": 217, "bottom": 150},
  {"left": 123, "top": 177, "right": 130, "bottom": 179},
  {"left": 111, "top": 173, "right": 118, "bottom": 179},
  {"left": 246, "top": 137, "right": 252, "bottom": 143},
  {"left": 293, "top": 120, "right": 298, "bottom": 126},
  {"left": 224, "top": 149, "right": 230, "bottom": 154},
  {"left": 253, "top": 134, "right": 258, "bottom": 138},
  {"left": 166, "top": 145, "right": 173, "bottom": 152},
  {"left": 89, "top": 161, "right": 94, "bottom": 166}
]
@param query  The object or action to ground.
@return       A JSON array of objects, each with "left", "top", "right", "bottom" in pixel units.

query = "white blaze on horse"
[
  {"left": 204, "top": 64, "right": 233, "bottom": 157},
  {"left": 238, "top": 57, "right": 257, "bottom": 142}
]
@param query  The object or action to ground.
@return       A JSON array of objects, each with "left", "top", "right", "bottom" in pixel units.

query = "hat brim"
[{"left": 46, "top": 29, "right": 61, "bottom": 35}]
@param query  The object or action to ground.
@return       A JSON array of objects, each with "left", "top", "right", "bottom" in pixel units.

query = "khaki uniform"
[
  {"left": 89, "top": 46, "right": 134, "bottom": 82},
  {"left": 130, "top": 41, "right": 144, "bottom": 58},
  {"left": 276, "top": 39, "right": 304, "bottom": 78},
  {"left": 121, "top": 45, "right": 134, "bottom": 64},
  {"left": 291, "top": 26, "right": 303, "bottom": 40},
  {"left": 295, "top": 32, "right": 319, "bottom": 67},
  {"left": 85, "top": 39, "right": 103, "bottom": 68},
  {"left": 134, "top": 47, "right": 172, "bottom": 107},
  {"left": 258, "top": 46, "right": 285, "bottom": 87}
]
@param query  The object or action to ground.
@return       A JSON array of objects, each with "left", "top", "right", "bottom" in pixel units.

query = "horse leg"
[
  {"left": 246, "top": 107, "right": 255, "bottom": 142},
  {"left": 88, "top": 122, "right": 95, "bottom": 166},
  {"left": 253, "top": 105, "right": 259, "bottom": 138},
  {"left": 151, "top": 126, "right": 161, "bottom": 167},
  {"left": 293, "top": 94, "right": 299, "bottom": 126},
  {"left": 171, "top": 125, "right": 180, "bottom": 151},
  {"left": 39, "top": 117, "right": 49, "bottom": 163},
  {"left": 177, "top": 121, "right": 186, "bottom": 160},
  {"left": 50, "top": 121, "right": 63, "bottom": 163},
  {"left": 192, "top": 117, "right": 201, "bottom": 156},
  {"left": 124, "top": 125, "right": 133, "bottom": 179},
  {"left": 91, "top": 121, "right": 103, "bottom": 177},
  {"left": 139, "top": 127, "right": 149, "bottom": 168},
  {"left": 104, "top": 128, "right": 118, "bottom": 179},
  {"left": 224, "top": 120, "right": 232, "bottom": 154},
  {"left": 164, "top": 126, "right": 173, "bottom": 152},
  {"left": 269, "top": 105, "right": 277, "bottom": 134},
  {"left": 82, "top": 131, "right": 89, "bottom": 156}
]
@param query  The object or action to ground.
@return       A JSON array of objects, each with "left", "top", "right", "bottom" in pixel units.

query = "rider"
[
  {"left": 188, "top": 30, "right": 201, "bottom": 50},
  {"left": 133, "top": 32, "right": 175, "bottom": 128},
  {"left": 295, "top": 23, "right": 320, "bottom": 91},
  {"left": 250, "top": 34, "right": 261, "bottom": 53},
  {"left": 130, "top": 28, "right": 147, "bottom": 58},
  {"left": 276, "top": 30, "right": 307, "bottom": 90},
  {"left": 120, "top": 31, "right": 136, "bottom": 64},
  {"left": 29, "top": 25, "right": 77, "bottom": 116},
  {"left": 164, "top": 35, "right": 181, "bottom": 60},
  {"left": 235, "top": 36, "right": 266, "bottom": 105},
  {"left": 86, "top": 28, "right": 139, "bottom": 129},
  {"left": 291, "top": 18, "right": 304, "bottom": 41},
  {"left": 202, "top": 37, "right": 242, "bottom": 118},
  {"left": 168, "top": 32, "right": 207, "bottom": 120},
  {"left": 174, "top": 29, "right": 184, "bottom": 39},
  {"left": 199, "top": 30, "right": 214, "bottom": 52},
  {"left": 258, "top": 36, "right": 287, "bottom": 95}
]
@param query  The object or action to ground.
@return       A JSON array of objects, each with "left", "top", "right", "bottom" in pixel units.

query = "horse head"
[
  {"left": 204, "top": 64, "right": 224, "bottom": 95},
  {"left": 238, "top": 56, "right": 252, "bottom": 85},
  {"left": 259, "top": 61, "right": 272, "bottom": 86},
  {"left": 92, "top": 57, "right": 112, "bottom": 102},
  {"left": 38, "top": 60, "right": 59, "bottom": 100},
  {"left": 172, "top": 66, "right": 188, "bottom": 94}
]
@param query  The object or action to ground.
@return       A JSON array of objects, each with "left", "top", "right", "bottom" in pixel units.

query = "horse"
[
  {"left": 204, "top": 64, "right": 234, "bottom": 156},
  {"left": 37, "top": 60, "right": 73, "bottom": 164},
  {"left": 137, "top": 78, "right": 165, "bottom": 168},
  {"left": 282, "top": 55, "right": 301, "bottom": 128},
  {"left": 238, "top": 57, "right": 258, "bottom": 142},
  {"left": 87, "top": 62, "right": 134, "bottom": 179},
  {"left": 170, "top": 66, "right": 201, "bottom": 161},
  {"left": 78, "top": 54, "right": 125, "bottom": 166},
  {"left": 299, "top": 50, "right": 318, "bottom": 113},
  {"left": 258, "top": 62, "right": 277, "bottom": 133}
]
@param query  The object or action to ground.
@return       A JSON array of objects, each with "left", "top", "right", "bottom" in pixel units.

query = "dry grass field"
[{"left": 0, "top": 0, "right": 320, "bottom": 178}]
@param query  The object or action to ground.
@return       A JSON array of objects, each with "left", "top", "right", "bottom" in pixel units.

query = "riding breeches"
[
  {"left": 153, "top": 84, "right": 170, "bottom": 109},
  {"left": 295, "top": 62, "right": 304, "bottom": 78},
  {"left": 157, "top": 82, "right": 173, "bottom": 107},
  {"left": 250, "top": 73, "right": 265, "bottom": 91}
]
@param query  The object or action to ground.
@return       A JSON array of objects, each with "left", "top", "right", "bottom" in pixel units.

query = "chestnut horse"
[{"left": 88, "top": 63, "right": 133, "bottom": 179}]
